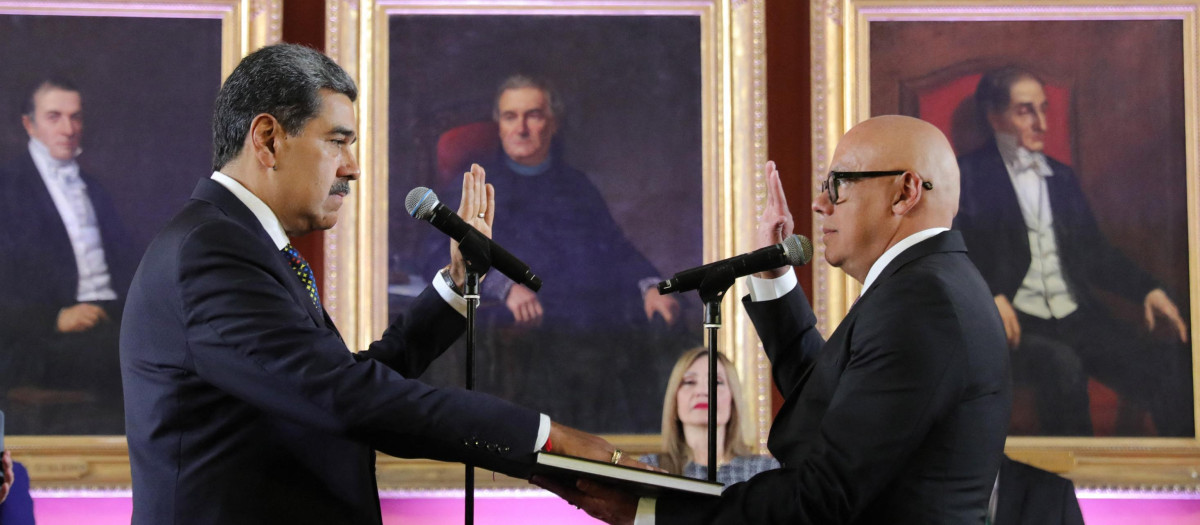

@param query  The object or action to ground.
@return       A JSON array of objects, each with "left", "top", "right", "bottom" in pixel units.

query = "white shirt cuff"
[
  {"left": 534, "top": 414, "right": 551, "bottom": 452},
  {"left": 432, "top": 269, "right": 468, "bottom": 317},
  {"left": 747, "top": 269, "right": 798, "bottom": 302},
  {"left": 634, "top": 497, "right": 657, "bottom": 525}
]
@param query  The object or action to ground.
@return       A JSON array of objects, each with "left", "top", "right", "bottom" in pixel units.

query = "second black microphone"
[{"left": 657, "top": 234, "right": 813, "bottom": 295}]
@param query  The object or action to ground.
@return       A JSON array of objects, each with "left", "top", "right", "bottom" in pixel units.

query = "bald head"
[
  {"left": 832, "top": 115, "right": 960, "bottom": 226},
  {"left": 815, "top": 115, "right": 961, "bottom": 282}
]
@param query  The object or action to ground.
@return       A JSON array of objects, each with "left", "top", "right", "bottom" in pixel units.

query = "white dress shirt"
[
  {"left": 29, "top": 138, "right": 117, "bottom": 302},
  {"left": 209, "top": 172, "right": 550, "bottom": 450},
  {"left": 994, "top": 132, "right": 1078, "bottom": 319}
]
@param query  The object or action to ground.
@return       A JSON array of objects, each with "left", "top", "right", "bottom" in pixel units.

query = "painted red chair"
[{"left": 435, "top": 121, "right": 499, "bottom": 188}]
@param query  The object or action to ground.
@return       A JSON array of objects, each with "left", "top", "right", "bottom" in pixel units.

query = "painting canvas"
[
  {"left": 384, "top": 14, "right": 705, "bottom": 434},
  {"left": 0, "top": 13, "right": 221, "bottom": 436},
  {"left": 869, "top": 19, "right": 1192, "bottom": 438}
]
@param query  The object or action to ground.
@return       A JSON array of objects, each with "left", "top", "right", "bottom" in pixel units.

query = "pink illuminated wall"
[{"left": 26, "top": 490, "right": 1200, "bottom": 524}]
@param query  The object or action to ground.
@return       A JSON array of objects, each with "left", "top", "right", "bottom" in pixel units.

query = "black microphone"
[
  {"left": 657, "top": 234, "right": 813, "bottom": 295},
  {"left": 405, "top": 187, "right": 542, "bottom": 292}
]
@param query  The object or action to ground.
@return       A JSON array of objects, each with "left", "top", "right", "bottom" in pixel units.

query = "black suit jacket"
[
  {"left": 994, "top": 456, "right": 1085, "bottom": 525},
  {"left": 954, "top": 140, "right": 1158, "bottom": 306},
  {"left": 0, "top": 149, "right": 133, "bottom": 340},
  {"left": 120, "top": 179, "right": 541, "bottom": 524},
  {"left": 658, "top": 231, "right": 1011, "bottom": 524}
]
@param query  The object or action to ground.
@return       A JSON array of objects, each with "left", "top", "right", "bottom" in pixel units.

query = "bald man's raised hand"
[{"left": 754, "top": 160, "right": 794, "bottom": 279}]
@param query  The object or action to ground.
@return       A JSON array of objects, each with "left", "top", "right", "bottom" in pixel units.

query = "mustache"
[{"left": 329, "top": 179, "right": 351, "bottom": 196}]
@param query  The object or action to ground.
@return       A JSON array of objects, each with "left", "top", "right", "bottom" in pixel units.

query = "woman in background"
[{"left": 641, "top": 347, "right": 779, "bottom": 484}]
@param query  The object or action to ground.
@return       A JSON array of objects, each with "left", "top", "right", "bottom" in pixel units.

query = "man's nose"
[
  {"left": 812, "top": 190, "right": 833, "bottom": 216},
  {"left": 1034, "top": 109, "right": 1048, "bottom": 132},
  {"left": 341, "top": 149, "right": 360, "bottom": 180}
]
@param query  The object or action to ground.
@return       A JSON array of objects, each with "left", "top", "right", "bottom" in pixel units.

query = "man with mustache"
[
  {"left": 954, "top": 66, "right": 1192, "bottom": 436},
  {"left": 120, "top": 44, "right": 632, "bottom": 524},
  {"left": 0, "top": 78, "right": 133, "bottom": 434}
]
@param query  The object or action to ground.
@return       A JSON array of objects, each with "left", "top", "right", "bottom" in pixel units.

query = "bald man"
[{"left": 541, "top": 116, "right": 1011, "bottom": 524}]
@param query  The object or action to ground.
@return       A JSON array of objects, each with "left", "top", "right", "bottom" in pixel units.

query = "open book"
[{"left": 532, "top": 452, "right": 723, "bottom": 498}]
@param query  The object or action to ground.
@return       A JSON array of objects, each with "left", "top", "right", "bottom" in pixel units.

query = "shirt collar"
[
  {"left": 860, "top": 227, "right": 948, "bottom": 296},
  {"left": 28, "top": 138, "right": 81, "bottom": 180},
  {"left": 994, "top": 132, "right": 1052, "bottom": 177},
  {"left": 505, "top": 153, "right": 553, "bottom": 176},
  {"left": 210, "top": 171, "right": 290, "bottom": 250}
]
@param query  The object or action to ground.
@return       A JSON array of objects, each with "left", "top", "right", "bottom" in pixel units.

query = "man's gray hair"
[
  {"left": 492, "top": 74, "right": 564, "bottom": 121},
  {"left": 211, "top": 43, "right": 357, "bottom": 171}
]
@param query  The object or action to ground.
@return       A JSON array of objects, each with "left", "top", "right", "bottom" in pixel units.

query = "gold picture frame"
[
  {"left": 325, "top": 0, "right": 770, "bottom": 489},
  {"left": 1, "top": 0, "right": 280, "bottom": 490},
  {"left": 812, "top": 0, "right": 1200, "bottom": 491}
]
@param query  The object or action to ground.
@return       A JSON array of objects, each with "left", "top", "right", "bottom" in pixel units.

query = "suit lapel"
[
  {"left": 22, "top": 151, "right": 79, "bottom": 301},
  {"left": 190, "top": 179, "right": 326, "bottom": 328},
  {"left": 977, "top": 142, "right": 1033, "bottom": 271}
]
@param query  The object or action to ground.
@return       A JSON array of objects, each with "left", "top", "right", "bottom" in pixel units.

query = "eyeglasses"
[{"left": 819, "top": 170, "right": 933, "bottom": 204}]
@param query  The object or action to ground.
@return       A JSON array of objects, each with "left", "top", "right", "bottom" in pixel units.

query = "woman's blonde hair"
[{"left": 659, "top": 347, "right": 751, "bottom": 475}]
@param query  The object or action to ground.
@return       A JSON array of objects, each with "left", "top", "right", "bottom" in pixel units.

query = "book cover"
[{"left": 532, "top": 452, "right": 722, "bottom": 499}]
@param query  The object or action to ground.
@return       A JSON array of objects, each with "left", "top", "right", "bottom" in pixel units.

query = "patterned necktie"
[{"left": 281, "top": 243, "right": 321, "bottom": 309}]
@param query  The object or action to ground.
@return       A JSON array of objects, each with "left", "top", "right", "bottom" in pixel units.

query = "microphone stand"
[
  {"left": 456, "top": 231, "right": 493, "bottom": 525},
  {"left": 695, "top": 264, "right": 738, "bottom": 483}
]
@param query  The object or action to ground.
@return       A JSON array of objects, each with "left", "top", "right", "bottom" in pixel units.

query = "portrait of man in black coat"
[
  {"left": 954, "top": 66, "right": 1194, "bottom": 437},
  {"left": 0, "top": 79, "right": 133, "bottom": 435}
]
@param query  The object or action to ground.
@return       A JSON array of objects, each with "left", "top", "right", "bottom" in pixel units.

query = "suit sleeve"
[
  {"left": 1051, "top": 165, "right": 1160, "bottom": 303},
  {"left": 661, "top": 278, "right": 970, "bottom": 523},
  {"left": 177, "top": 220, "right": 541, "bottom": 477},
  {"left": 354, "top": 284, "right": 466, "bottom": 378},
  {"left": 742, "top": 286, "right": 824, "bottom": 394}
]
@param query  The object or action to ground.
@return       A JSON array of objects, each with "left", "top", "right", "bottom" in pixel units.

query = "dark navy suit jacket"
[
  {"left": 120, "top": 179, "right": 541, "bottom": 524},
  {"left": 658, "top": 232, "right": 1011, "bottom": 524},
  {"left": 994, "top": 456, "right": 1085, "bottom": 525}
]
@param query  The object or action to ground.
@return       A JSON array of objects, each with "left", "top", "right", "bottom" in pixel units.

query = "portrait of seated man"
[
  {"left": 0, "top": 78, "right": 133, "bottom": 435},
  {"left": 953, "top": 65, "right": 1193, "bottom": 436},
  {"left": 417, "top": 75, "right": 689, "bottom": 433}
]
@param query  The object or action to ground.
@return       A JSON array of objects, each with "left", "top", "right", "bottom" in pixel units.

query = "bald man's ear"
[
  {"left": 249, "top": 113, "right": 282, "bottom": 169},
  {"left": 891, "top": 171, "right": 924, "bottom": 215}
]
